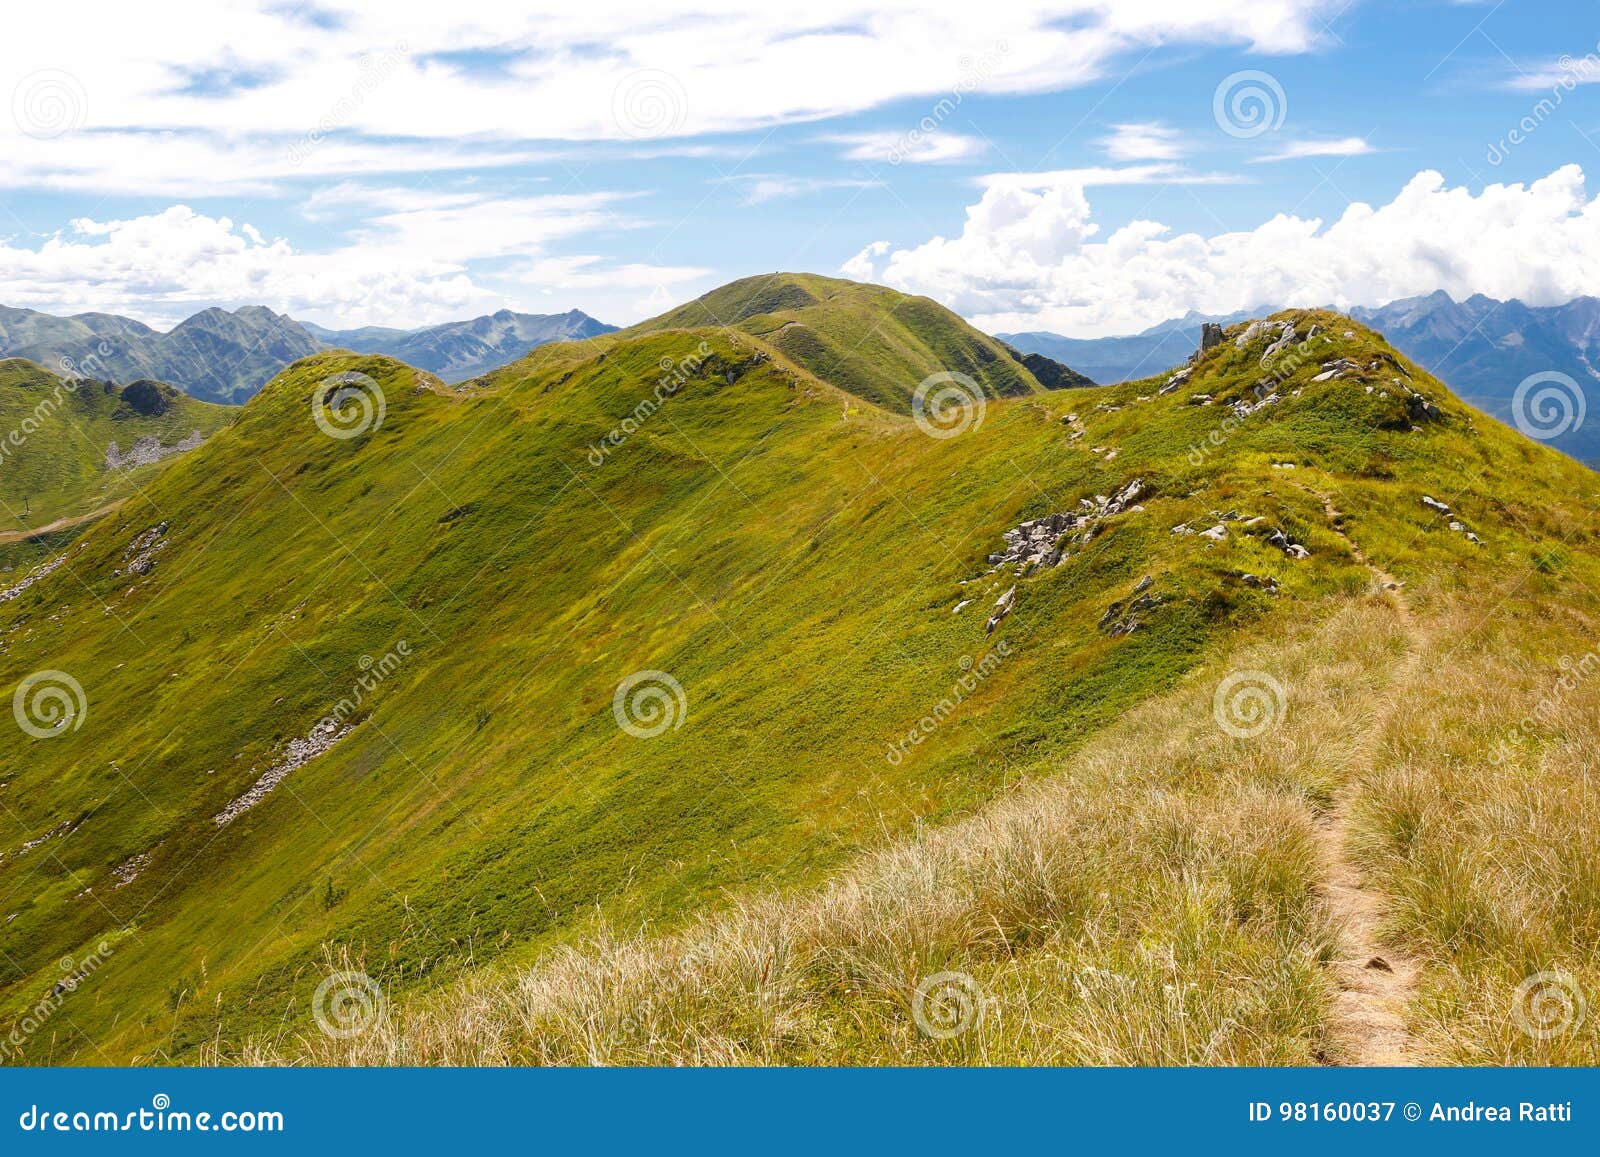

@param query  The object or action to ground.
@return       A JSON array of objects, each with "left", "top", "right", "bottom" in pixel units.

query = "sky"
[{"left": 1, "top": 0, "right": 1598, "bottom": 336}]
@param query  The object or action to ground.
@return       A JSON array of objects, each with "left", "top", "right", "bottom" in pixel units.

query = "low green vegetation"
[
  {"left": 624, "top": 272, "right": 1046, "bottom": 412},
  {"left": 0, "top": 359, "right": 235, "bottom": 571},
  {"left": 1, "top": 276, "right": 1596, "bottom": 1066}
]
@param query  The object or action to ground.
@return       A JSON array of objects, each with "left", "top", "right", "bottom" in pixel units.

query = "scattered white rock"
[
  {"left": 985, "top": 587, "right": 1016, "bottom": 636},
  {"left": 1265, "top": 527, "right": 1312, "bottom": 559},
  {"left": 105, "top": 431, "right": 204, "bottom": 471},
  {"left": 985, "top": 479, "right": 1146, "bottom": 574},
  {"left": 114, "top": 522, "right": 170, "bottom": 578},
  {"left": 213, "top": 721, "right": 351, "bottom": 826},
  {"left": 0, "top": 554, "right": 67, "bottom": 604},
  {"left": 112, "top": 852, "right": 151, "bottom": 888}
]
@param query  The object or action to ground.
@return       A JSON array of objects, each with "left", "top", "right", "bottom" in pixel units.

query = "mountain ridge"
[
  {"left": 2, "top": 276, "right": 1597, "bottom": 1068},
  {"left": 0, "top": 303, "right": 617, "bottom": 404},
  {"left": 1003, "top": 292, "right": 1600, "bottom": 465}
]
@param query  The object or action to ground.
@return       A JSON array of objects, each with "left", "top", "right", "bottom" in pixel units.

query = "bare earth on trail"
[
  {"left": 1309, "top": 487, "right": 1424, "bottom": 1066},
  {"left": 0, "top": 500, "right": 123, "bottom": 545}
]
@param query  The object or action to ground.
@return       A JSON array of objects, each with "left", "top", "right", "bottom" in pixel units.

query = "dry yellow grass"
[
  {"left": 1351, "top": 600, "right": 1600, "bottom": 1064},
  {"left": 229, "top": 576, "right": 1600, "bottom": 1066},
  {"left": 227, "top": 593, "right": 1397, "bottom": 1064}
]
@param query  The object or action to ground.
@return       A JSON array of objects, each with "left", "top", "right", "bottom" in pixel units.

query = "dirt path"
[
  {"left": 1306, "top": 487, "right": 1426, "bottom": 1065},
  {"left": 0, "top": 500, "right": 122, "bottom": 545}
]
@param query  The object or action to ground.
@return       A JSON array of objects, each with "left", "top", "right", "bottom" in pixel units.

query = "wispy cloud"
[
  {"left": 980, "top": 163, "right": 1243, "bottom": 189},
  {"left": 1251, "top": 137, "right": 1374, "bottom": 163},
  {"left": 723, "top": 173, "right": 884, "bottom": 204},
  {"left": 825, "top": 130, "right": 988, "bottom": 164},
  {"left": 1097, "top": 121, "right": 1187, "bottom": 162},
  {"left": 1500, "top": 56, "right": 1600, "bottom": 92}
]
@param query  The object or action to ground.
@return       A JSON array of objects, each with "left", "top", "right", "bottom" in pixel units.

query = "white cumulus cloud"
[
  {"left": 856, "top": 164, "right": 1600, "bottom": 336},
  {"left": 0, "top": 199, "right": 706, "bottom": 327}
]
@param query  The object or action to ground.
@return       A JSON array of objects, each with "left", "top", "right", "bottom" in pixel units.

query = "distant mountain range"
[
  {"left": 1002, "top": 292, "right": 1600, "bottom": 464},
  {"left": 301, "top": 309, "right": 616, "bottom": 384},
  {"left": 0, "top": 305, "right": 616, "bottom": 404}
]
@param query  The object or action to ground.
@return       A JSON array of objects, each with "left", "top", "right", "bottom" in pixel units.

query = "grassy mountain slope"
[
  {"left": 625, "top": 273, "right": 1049, "bottom": 412},
  {"left": 1, "top": 286, "right": 1596, "bottom": 1066},
  {"left": 0, "top": 360, "right": 234, "bottom": 571}
]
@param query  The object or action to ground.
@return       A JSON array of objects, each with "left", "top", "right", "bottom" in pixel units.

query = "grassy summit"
[
  {"left": 624, "top": 272, "right": 1047, "bottom": 412},
  {"left": 0, "top": 278, "right": 1596, "bottom": 1066}
]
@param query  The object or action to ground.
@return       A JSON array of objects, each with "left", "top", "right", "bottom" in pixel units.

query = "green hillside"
[
  {"left": 623, "top": 272, "right": 1049, "bottom": 412},
  {"left": 1, "top": 283, "right": 1596, "bottom": 1067},
  {"left": 0, "top": 360, "right": 235, "bottom": 572}
]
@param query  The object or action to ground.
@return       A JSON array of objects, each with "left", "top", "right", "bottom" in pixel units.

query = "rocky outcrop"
[
  {"left": 1200, "top": 323, "right": 1224, "bottom": 352},
  {"left": 0, "top": 553, "right": 66, "bottom": 604},
  {"left": 985, "top": 586, "right": 1016, "bottom": 636},
  {"left": 1098, "top": 574, "right": 1164, "bottom": 636},
  {"left": 105, "top": 430, "right": 204, "bottom": 471},
  {"left": 1406, "top": 391, "right": 1442, "bottom": 423},
  {"left": 1420, "top": 496, "right": 1483, "bottom": 545},
  {"left": 115, "top": 522, "right": 169, "bottom": 577},
  {"left": 986, "top": 479, "right": 1146, "bottom": 575},
  {"left": 1265, "top": 528, "right": 1311, "bottom": 559},
  {"left": 112, "top": 852, "right": 151, "bottom": 887},
  {"left": 213, "top": 720, "right": 351, "bottom": 826}
]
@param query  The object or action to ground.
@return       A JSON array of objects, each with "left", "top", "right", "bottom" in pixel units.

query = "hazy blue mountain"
[
  {"left": 1349, "top": 292, "right": 1600, "bottom": 464},
  {"left": 0, "top": 305, "right": 617, "bottom": 403},
  {"left": 0, "top": 304, "right": 321, "bottom": 404},
  {"left": 998, "top": 308, "right": 1256, "bottom": 386},
  {"left": 302, "top": 308, "right": 617, "bottom": 382}
]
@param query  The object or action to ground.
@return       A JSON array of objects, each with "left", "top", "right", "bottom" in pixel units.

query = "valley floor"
[{"left": 232, "top": 568, "right": 1600, "bottom": 1066}]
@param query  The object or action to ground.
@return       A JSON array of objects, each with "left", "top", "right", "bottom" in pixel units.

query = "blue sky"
[{"left": 1, "top": 0, "right": 1597, "bottom": 335}]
